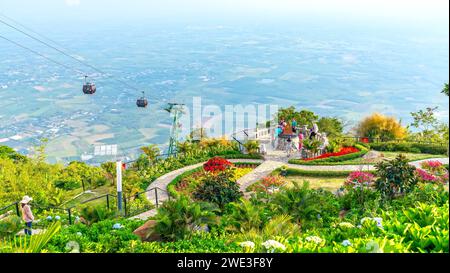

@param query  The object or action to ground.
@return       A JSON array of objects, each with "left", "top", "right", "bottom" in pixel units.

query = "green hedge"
[
  {"left": 369, "top": 142, "right": 447, "bottom": 155},
  {"left": 288, "top": 144, "right": 369, "bottom": 165},
  {"left": 273, "top": 168, "right": 375, "bottom": 177},
  {"left": 222, "top": 154, "right": 264, "bottom": 160}
]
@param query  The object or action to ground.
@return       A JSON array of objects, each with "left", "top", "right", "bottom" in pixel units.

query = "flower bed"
[
  {"left": 304, "top": 147, "right": 359, "bottom": 161},
  {"left": 167, "top": 162, "right": 260, "bottom": 198},
  {"left": 289, "top": 144, "right": 369, "bottom": 165}
]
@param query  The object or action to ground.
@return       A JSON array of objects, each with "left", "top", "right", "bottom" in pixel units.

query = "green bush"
[
  {"left": 375, "top": 154, "right": 418, "bottom": 200},
  {"left": 271, "top": 182, "right": 341, "bottom": 230},
  {"left": 44, "top": 219, "right": 143, "bottom": 253},
  {"left": 78, "top": 205, "right": 116, "bottom": 226},
  {"left": 0, "top": 215, "right": 22, "bottom": 238},
  {"left": 369, "top": 142, "right": 447, "bottom": 155},
  {"left": 119, "top": 233, "right": 240, "bottom": 253},
  {"left": 154, "top": 196, "right": 218, "bottom": 241},
  {"left": 193, "top": 169, "right": 243, "bottom": 208},
  {"left": 54, "top": 179, "right": 80, "bottom": 190}
]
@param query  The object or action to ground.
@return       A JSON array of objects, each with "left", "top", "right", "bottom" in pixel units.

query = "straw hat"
[{"left": 20, "top": 195, "right": 33, "bottom": 204}]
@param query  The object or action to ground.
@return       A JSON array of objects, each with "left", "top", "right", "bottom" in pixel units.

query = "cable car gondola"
[
  {"left": 83, "top": 75, "right": 96, "bottom": 94},
  {"left": 136, "top": 91, "right": 148, "bottom": 108}
]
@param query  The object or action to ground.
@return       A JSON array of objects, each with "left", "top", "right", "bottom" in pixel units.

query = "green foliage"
[
  {"left": 339, "top": 187, "right": 382, "bottom": 215},
  {"left": 410, "top": 107, "right": 439, "bottom": 132},
  {"left": 317, "top": 117, "right": 344, "bottom": 138},
  {"left": 78, "top": 205, "right": 115, "bottom": 226},
  {"left": 119, "top": 233, "right": 240, "bottom": 253},
  {"left": 154, "top": 196, "right": 218, "bottom": 241},
  {"left": 55, "top": 161, "right": 107, "bottom": 191},
  {"left": 302, "top": 138, "right": 322, "bottom": 155},
  {"left": 222, "top": 199, "right": 267, "bottom": 233},
  {"left": 277, "top": 107, "right": 319, "bottom": 127},
  {"left": 0, "top": 222, "right": 61, "bottom": 253},
  {"left": 243, "top": 140, "right": 260, "bottom": 155},
  {"left": 193, "top": 169, "right": 243, "bottom": 208},
  {"left": 0, "top": 157, "right": 67, "bottom": 207},
  {"left": 0, "top": 146, "right": 27, "bottom": 162},
  {"left": 0, "top": 215, "right": 22, "bottom": 238},
  {"left": 140, "top": 144, "right": 161, "bottom": 163},
  {"left": 271, "top": 182, "right": 340, "bottom": 229},
  {"left": 369, "top": 141, "right": 447, "bottom": 155},
  {"left": 442, "top": 83, "right": 449, "bottom": 96},
  {"left": 375, "top": 154, "right": 418, "bottom": 200},
  {"left": 43, "top": 219, "right": 143, "bottom": 253}
]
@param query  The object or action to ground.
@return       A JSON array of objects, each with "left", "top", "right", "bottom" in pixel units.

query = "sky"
[{"left": 0, "top": 0, "right": 448, "bottom": 28}]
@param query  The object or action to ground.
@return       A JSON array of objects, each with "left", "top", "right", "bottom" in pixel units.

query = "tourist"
[
  {"left": 286, "top": 136, "right": 296, "bottom": 157},
  {"left": 272, "top": 126, "right": 282, "bottom": 148},
  {"left": 20, "top": 195, "right": 34, "bottom": 236},
  {"left": 298, "top": 131, "right": 304, "bottom": 151},
  {"left": 310, "top": 123, "right": 319, "bottom": 139},
  {"left": 292, "top": 119, "right": 298, "bottom": 133},
  {"left": 320, "top": 133, "right": 329, "bottom": 152}
]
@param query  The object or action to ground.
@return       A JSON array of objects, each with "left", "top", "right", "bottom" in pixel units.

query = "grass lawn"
[
  {"left": 63, "top": 184, "right": 115, "bottom": 208},
  {"left": 285, "top": 176, "right": 345, "bottom": 192}
]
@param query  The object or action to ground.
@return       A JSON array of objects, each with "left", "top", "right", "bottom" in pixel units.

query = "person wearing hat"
[{"left": 20, "top": 196, "right": 34, "bottom": 235}]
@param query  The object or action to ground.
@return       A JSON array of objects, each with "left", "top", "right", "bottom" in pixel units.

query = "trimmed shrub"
[{"left": 369, "top": 142, "right": 447, "bottom": 155}]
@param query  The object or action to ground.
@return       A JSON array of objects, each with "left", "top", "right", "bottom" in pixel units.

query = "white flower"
[
  {"left": 262, "top": 240, "right": 286, "bottom": 252},
  {"left": 55, "top": 215, "right": 61, "bottom": 220},
  {"left": 305, "top": 236, "right": 323, "bottom": 244},
  {"left": 361, "top": 217, "right": 383, "bottom": 229},
  {"left": 342, "top": 240, "right": 352, "bottom": 247},
  {"left": 46, "top": 216, "right": 53, "bottom": 221},
  {"left": 76, "top": 232, "right": 82, "bottom": 237},
  {"left": 239, "top": 241, "right": 255, "bottom": 249},
  {"left": 373, "top": 217, "right": 383, "bottom": 228},
  {"left": 339, "top": 222, "right": 355, "bottom": 229}
]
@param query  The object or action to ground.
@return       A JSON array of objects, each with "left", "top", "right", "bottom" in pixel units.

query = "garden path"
[
  {"left": 131, "top": 150, "right": 448, "bottom": 221},
  {"left": 128, "top": 159, "right": 264, "bottom": 220}
]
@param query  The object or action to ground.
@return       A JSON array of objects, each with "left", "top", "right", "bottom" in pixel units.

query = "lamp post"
[{"left": 116, "top": 161, "right": 123, "bottom": 213}]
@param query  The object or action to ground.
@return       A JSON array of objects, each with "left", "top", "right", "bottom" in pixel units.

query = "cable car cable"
[
  {"left": 0, "top": 34, "right": 85, "bottom": 76},
  {"left": 0, "top": 12, "right": 70, "bottom": 51},
  {"left": 0, "top": 18, "right": 142, "bottom": 93}
]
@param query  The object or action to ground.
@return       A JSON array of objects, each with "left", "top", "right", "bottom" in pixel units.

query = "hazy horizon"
[{"left": 0, "top": 0, "right": 448, "bottom": 162}]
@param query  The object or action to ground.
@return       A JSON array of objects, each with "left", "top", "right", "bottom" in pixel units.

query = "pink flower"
[
  {"left": 416, "top": 169, "right": 438, "bottom": 182},
  {"left": 421, "top": 161, "right": 443, "bottom": 170},
  {"left": 346, "top": 171, "right": 375, "bottom": 186}
]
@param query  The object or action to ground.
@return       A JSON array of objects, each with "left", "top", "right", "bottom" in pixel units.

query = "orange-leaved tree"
[{"left": 356, "top": 113, "right": 406, "bottom": 141}]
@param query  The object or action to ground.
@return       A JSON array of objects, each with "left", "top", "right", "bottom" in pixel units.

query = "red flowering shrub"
[
  {"left": 304, "top": 147, "right": 359, "bottom": 161},
  {"left": 203, "top": 157, "right": 233, "bottom": 172}
]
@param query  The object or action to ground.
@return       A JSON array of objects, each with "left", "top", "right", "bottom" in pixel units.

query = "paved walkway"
[
  {"left": 129, "top": 140, "right": 448, "bottom": 221},
  {"left": 129, "top": 159, "right": 264, "bottom": 220}
]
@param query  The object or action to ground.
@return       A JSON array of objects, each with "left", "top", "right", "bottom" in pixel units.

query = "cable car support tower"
[{"left": 165, "top": 103, "right": 185, "bottom": 157}]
